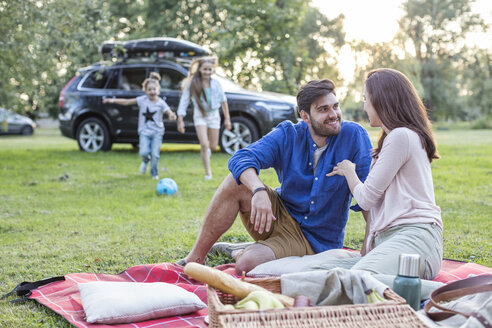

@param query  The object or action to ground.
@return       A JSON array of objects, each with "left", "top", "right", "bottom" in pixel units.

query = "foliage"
[
  {"left": 213, "top": 1, "right": 345, "bottom": 94},
  {"left": 1, "top": 0, "right": 491, "bottom": 121},
  {"left": 0, "top": 0, "right": 114, "bottom": 118},
  {"left": 341, "top": 0, "right": 490, "bottom": 122},
  {"left": 399, "top": 0, "right": 487, "bottom": 119},
  {"left": 462, "top": 48, "right": 492, "bottom": 120},
  {"left": 131, "top": 0, "right": 346, "bottom": 94},
  {"left": 471, "top": 117, "right": 492, "bottom": 129},
  {"left": 342, "top": 38, "right": 423, "bottom": 120}
]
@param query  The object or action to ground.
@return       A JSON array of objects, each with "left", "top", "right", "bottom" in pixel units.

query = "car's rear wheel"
[
  {"left": 20, "top": 125, "right": 33, "bottom": 135},
  {"left": 76, "top": 117, "right": 112, "bottom": 152},
  {"left": 220, "top": 116, "right": 259, "bottom": 155}
]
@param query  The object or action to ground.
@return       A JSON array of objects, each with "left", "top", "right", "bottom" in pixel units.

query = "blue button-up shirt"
[{"left": 228, "top": 120, "right": 373, "bottom": 253}]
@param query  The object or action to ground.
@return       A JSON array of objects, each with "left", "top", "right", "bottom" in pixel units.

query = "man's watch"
[{"left": 252, "top": 186, "right": 267, "bottom": 197}]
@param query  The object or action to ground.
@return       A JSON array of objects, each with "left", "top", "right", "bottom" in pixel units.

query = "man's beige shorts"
[{"left": 240, "top": 186, "right": 315, "bottom": 259}]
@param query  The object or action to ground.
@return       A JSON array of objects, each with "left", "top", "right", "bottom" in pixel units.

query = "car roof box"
[{"left": 100, "top": 37, "right": 211, "bottom": 60}]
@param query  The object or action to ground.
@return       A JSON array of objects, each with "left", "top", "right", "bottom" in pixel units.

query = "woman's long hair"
[
  {"left": 183, "top": 56, "right": 217, "bottom": 116},
  {"left": 365, "top": 68, "right": 439, "bottom": 162}
]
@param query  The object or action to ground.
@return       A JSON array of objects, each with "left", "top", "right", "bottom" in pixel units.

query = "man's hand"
[
  {"left": 250, "top": 190, "right": 276, "bottom": 234},
  {"left": 326, "top": 159, "right": 356, "bottom": 177},
  {"left": 177, "top": 116, "right": 185, "bottom": 133}
]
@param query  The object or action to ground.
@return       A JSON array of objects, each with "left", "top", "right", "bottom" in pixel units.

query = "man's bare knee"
[
  {"left": 235, "top": 244, "right": 275, "bottom": 275},
  {"left": 217, "top": 174, "right": 252, "bottom": 206}
]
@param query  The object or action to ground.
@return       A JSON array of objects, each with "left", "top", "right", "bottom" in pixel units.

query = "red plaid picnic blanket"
[
  {"left": 15, "top": 260, "right": 492, "bottom": 328},
  {"left": 26, "top": 262, "right": 236, "bottom": 328}
]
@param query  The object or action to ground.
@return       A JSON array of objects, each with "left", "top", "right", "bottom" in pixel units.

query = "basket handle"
[{"left": 424, "top": 274, "right": 492, "bottom": 327}]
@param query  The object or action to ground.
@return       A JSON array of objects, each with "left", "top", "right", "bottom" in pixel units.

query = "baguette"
[{"left": 184, "top": 262, "right": 294, "bottom": 307}]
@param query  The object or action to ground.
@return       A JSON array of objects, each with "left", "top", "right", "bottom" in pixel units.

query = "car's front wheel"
[
  {"left": 20, "top": 125, "right": 33, "bottom": 135},
  {"left": 76, "top": 117, "right": 112, "bottom": 152},
  {"left": 220, "top": 116, "right": 259, "bottom": 155}
]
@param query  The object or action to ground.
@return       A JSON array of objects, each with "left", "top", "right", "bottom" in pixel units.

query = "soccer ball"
[{"left": 156, "top": 178, "right": 178, "bottom": 195}]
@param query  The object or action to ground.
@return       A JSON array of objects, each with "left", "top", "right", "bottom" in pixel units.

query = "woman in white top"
[
  {"left": 325, "top": 68, "right": 443, "bottom": 279},
  {"left": 177, "top": 56, "right": 231, "bottom": 180}
]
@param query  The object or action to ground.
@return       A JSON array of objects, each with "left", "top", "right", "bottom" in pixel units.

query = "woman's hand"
[
  {"left": 327, "top": 159, "right": 361, "bottom": 194},
  {"left": 326, "top": 160, "right": 356, "bottom": 177},
  {"left": 177, "top": 116, "right": 185, "bottom": 133}
]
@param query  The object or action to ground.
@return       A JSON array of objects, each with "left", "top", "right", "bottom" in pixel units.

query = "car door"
[
  {"left": 7, "top": 111, "right": 23, "bottom": 134},
  {"left": 105, "top": 67, "right": 147, "bottom": 141},
  {"left": 0, "top": 109, "right": 8, "bottom": 133}
]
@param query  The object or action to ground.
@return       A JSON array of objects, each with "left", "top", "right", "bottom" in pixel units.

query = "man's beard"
[{"left": 310, "top": 115, "right": 341, "bottom": 137}]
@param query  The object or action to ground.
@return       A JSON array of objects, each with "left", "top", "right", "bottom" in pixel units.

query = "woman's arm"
[
  {"left": 177, "top": 116, "right": 185, "bottom": 133},
  {"left": 361, "top": 210, "right": 371, "bottom": 256},
  {"left": 102, "top": 98, "right": 137, "bottom": 106},
  {"left": 221, "top": 101, "right": 231, "bottom": 131},
  {"left": 177, "top": 84, "right": 190, "bottom": 118},
  {"left": 328, "top": 129, "right": 412, "bottom": 210},
  {"left": 177, "top": 85, "right": 190, "bottom": 133}
]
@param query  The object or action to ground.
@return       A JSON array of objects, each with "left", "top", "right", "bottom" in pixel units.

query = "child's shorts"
[
  {"left": 239, "top": 185, "right": 315, "bottom": 259},
  {"left": 194, "top": 110, "right": 221, "bottom": 129}
]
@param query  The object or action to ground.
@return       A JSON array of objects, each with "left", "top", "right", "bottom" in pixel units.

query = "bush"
[{"left": 471, "top": 118, "right": 492, "bottom": 129}]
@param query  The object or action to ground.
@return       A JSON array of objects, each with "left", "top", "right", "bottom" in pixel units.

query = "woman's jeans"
[{"left": 139, "top": 133, "right": 162, "bottom": 177}]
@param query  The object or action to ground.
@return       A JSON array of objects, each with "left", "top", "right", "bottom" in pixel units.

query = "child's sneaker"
[
  {"left": 139, "top": 161, "right": 148, "bottom": 174},
  {"left": 204, "top": 175, "right": 212, "bottom": 180},
  {"left": 152, "top": 175, "right": 159, "bottom": 180}
]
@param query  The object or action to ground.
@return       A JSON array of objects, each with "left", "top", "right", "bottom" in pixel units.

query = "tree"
[
  {"left": 399, "top": 0, "right": 486, "bottom": 120},
  {"left": 463, "top": 48, "right": 492, "bottom": 119},
  {"left": 122, "top": 0, "right": 345, "bottom": 94},
  {"left": 2, "top": 0, "right": 347, "bottom": 116},
  {"left": 341, "top": 37, "right": 423, "bottom": 121},
  {"left": 0, "top": 0, "right": 114, "bottom": 117}
]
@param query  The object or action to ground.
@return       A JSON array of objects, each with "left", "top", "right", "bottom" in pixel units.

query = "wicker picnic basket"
[{"left": 207, "top": 276, "right": 428, "bottom": 328}]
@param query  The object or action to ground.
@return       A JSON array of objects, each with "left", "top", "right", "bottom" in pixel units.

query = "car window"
[
  {"left": 120, "top": 68, "right": 147, "bottom": 90},
  {"left": 81, "top": 69, "right": 110, "bottom": 89},
  {"left": 156, "top": 68, "right": 185, "bottom": 91}
]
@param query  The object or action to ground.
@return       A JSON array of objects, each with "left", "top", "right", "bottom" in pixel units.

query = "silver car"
[{"left": 0, "top": 108, "right": 36, "bottom": 135}]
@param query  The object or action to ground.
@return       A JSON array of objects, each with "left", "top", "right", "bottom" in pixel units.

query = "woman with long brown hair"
[
  {"left": 323, "top": 68, "right": 443, "bottom": 279},
  {"left": 177, "top": 56, "right": 231, "bottom": 180}
]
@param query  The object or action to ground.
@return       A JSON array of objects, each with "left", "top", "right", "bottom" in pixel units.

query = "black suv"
[{"left": 59, "top": 38, "right": 298, "bottom": 154}]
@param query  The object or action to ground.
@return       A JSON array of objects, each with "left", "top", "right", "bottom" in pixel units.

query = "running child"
[{"left": 103, "top": 72, "right": 176, "bottom": 179}]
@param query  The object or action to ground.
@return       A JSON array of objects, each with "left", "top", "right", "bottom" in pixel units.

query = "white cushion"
[
  {"left": 78, "top": 281, "right": 206, "bottom": 324},
  {"left": 248, "top": 249, "right": 360, "bottom": 277}
]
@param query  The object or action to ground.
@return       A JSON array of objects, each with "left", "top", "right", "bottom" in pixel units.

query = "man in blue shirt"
[{"left": 179, "top": 79, "right": 373, "bottom": 274}]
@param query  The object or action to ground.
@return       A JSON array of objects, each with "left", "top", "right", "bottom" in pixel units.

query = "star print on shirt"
[{"left": 143, "top": 107, "right": 156, "bottom": 123}]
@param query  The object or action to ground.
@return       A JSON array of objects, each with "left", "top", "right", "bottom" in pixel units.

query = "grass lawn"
[{"left": 1, "top": 126, "right": 491, "bottom": 327}]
